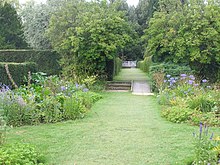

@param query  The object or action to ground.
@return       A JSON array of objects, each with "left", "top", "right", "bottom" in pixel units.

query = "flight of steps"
[{"left": 106, "top": 81, "right": 132, "bottom": 91}]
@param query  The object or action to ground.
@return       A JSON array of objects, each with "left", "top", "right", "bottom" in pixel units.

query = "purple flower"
[
  {"left": 75, "top": 83, "right": 79, "bottom": 88},
  {"left": 180, "top": 74, "right": 187, "bottom": 77},
  {"left": 164, "top": 80, "right": 167, "bottom": 83},
  {"left": 83, "top": 88, "right": 89, "bottom": 92},
  {"left": 166, "top": 75, "right": 171, "bottom": 78},
  {"left": 199, "top": 122, "right": 203, "bottom": 138},
  {"left": 189, "top": 75, "right": 195, "bottom": 80},
  {"left": 188, "top": 80, "right": 194, "bottom": 85},
  {"left": 61, "top": 86, "right": 66, "bottom": 91},
  {"left": 202, "top": 79, "right": 207, "bottom": 83},
  {"left": 194, "top": 84, "right": 199, "bottom": 87},
  {"left": 210, "top": 133, "right": 214, "bottom": 140}
]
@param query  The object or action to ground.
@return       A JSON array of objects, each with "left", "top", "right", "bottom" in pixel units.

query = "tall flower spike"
[
  {"left": 210, "top": 133, "right": 214, "bottom": 140},
  {"left": 199, "top": 122, "right": 203, "bottom": 139}
]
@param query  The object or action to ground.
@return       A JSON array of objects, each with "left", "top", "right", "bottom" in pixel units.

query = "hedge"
[
  {"left": 149, "top": 63, "right": 194, "bottom": 77},
  {"left": 106, "top": 57, "right": 122, "bottom": 81},
  {"left": 137, "top": 56, "right": 152, "bottom": 73},
  {"left": 0, "top": 50, "right": 61, "bottom": 75},
  {"left": 0, "top": 62, "right": 37, "bottom": 87}
]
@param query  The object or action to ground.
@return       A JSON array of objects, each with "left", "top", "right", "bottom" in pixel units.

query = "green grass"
[
  {"left": 114, "top": 68, "right": 149, "bottom": 81},
  {"left": 6, "top": 92, "right": 220, "bottom": 164}
]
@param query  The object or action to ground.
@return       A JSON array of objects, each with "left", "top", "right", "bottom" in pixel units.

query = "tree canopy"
[
  {"left": 47, "top": 0, "right": 135, "bottom": 81},
  {"left": 0, "top": 1, "right": 27, "bottom": 49},
  {"left": 143, "top": 0, "right": 220, "bottom": 81}
]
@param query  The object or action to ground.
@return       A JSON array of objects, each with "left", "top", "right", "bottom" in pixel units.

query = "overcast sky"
[{"left": 19, "top": 0, "right": 139, "bottom": 6}]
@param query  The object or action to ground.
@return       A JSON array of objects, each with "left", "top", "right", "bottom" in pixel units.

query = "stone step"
[{"left": 106, "top": 81, "right": 132, "bottom": 91}]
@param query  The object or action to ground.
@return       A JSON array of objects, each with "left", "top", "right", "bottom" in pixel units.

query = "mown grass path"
[{"left": 7, "top": 69, "right": 218, "bottom": 164}]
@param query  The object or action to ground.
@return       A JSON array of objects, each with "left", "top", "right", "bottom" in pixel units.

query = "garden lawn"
[
  {"left": 5, "top": 68, "right": 220, "bottom": 164},
  {"left": 6, "top": 92, "right": 211, "bottom": 165}
]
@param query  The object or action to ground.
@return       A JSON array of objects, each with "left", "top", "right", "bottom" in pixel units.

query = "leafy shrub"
[
  {"left": 161, "top": 106, "right": 193, "bottom": 123},
  {"left": 0, "top": 143, "right": 45, "bottom": 164},
  {"left": 188, "top": 95, "right": 216, "bottom": 113},
  {"left": 149, "top": 63, "right": 193, "bottom": 77},
  {"left": 137, "top": 56, "right": 152, "bottom": 73},
  {"left": 190, "top": 111, "right": 220, "bottom": 127},
  {"left": 149, "top": 63, "right": 194, "bottom": 92}
]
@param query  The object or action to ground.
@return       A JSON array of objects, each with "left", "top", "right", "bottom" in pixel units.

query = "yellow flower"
[{"left": 214, "top": 136, "right": 220, "bottom": 141}]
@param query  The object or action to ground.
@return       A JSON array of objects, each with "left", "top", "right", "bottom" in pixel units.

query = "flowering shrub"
[
  {"left": 0, "top": 75, "right": 102, "bottom": 127},
  {"left": 158, "top": 73, "right": 220, "bottom": 126}
]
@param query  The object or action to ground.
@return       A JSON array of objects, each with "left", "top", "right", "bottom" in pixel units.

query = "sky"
[{"left": 19, "top": 0, "right": 139, "bottom": 6}]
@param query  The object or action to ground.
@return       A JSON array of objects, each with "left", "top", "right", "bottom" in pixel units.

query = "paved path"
[{"left": 114, "top": 68, "right": 154, "bottom": 95}]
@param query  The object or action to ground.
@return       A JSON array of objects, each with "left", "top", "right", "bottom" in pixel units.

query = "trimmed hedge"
[
  {"left": 0, "top": 50, "right": 61, "bottom": 75},
  {"left": 106, "top": 57, "right": 122, "bottom": 81},
  {"left": 0, "top": 62, "right": 37, "bottom": 86},
  {"left": 137, "top": 56, "right": 152, "bottom": 73},
  {"left": 114, "top": 57, "right": 122, "bottom": 77},
  {"left": 149, "top": 63, "right": 194, "bottom": 77}
]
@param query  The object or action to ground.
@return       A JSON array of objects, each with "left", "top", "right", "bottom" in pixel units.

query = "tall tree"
[
  {"left": 47, "top": 0, "right": 134, "bottom": 81},
  {"left": 143, "top": 0, "right": 220, "bottom": 81},
  {"left": 0, "top": 2, "right": 27, "bottom": 49},
  {"left": 136, "top": 0, "right": 159, "bottom": 35},
  {"left": 20, "top": 0, "right": 51, "bottom": 49}
]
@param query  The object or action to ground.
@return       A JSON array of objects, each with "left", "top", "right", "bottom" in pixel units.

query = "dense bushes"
[
  {"left": 106, "top": 57, "right": 122, "bottom": 81},
  {"left": 0, "top": 74, "right": 102, "bottom": 127},
  {"left": 0, "top": 62, "right": 37, "bottom": 87},
  {"left": 149, "top": 63, "right": 193, "bottom": 92},
  {"left": 144, "top": 0, "right": 220, "bottom": 82},
  {"left": 0, "top": 50, "right": 61, "bottom": 75},
  {"left": 47, "top": 1, "right": 134, "bottom": 82},
  {"left": 114, "top": 57, "right": 122, "bottom": 78},
  {"left": 137, "top": 56, "right": 152, "bottom": 73}
]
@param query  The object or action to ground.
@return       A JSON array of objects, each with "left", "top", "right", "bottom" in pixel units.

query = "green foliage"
[
  {"left": 150, "top": 63, "right": 193, "bottom": 77},
  {"left": 0, "top": 117, "right": 6, "bottom": 145},
  {"left": 144, "top": 0, "right": 220, "bottom": 82},
  {"left": 0, "top": 2, "right": 27, "bottom": 49},
  {"left": 157, "top": 73, "right": 220, "bottom": 126},
  {"left": 149, "top": 63, "right": 193, "bottom": 92},
  {"left": 0, "top": 50, "right": 61, "bottom": 76},
  {"left": 188, "top": 95, "right": 216, "bottom": 113},
  {"left": 0, "top": 62, "right": 37, "bottom": 87},
  {"left": 161, "top": 106, "right": 193, "bottom": 123},
  {"left": 0, "top": 143, "right": 45, "bottom": 164},
  {"left": 192, "top": 124, "right": 219, "bottom": 164},
  {"left": 137, "top": 56, "right": 152, "bottom": 73},
  {"left": 47, "top": 0, "right": 134, "bottom": 81},
  {"left": 1, "top": 75, "right": 102, "bottom": 127},
  {"left": 20, "top": 1, "right": 52, "bottom": 49},
  {"left": 114, "top": 57, "right": 122, "bottom": 77}
]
